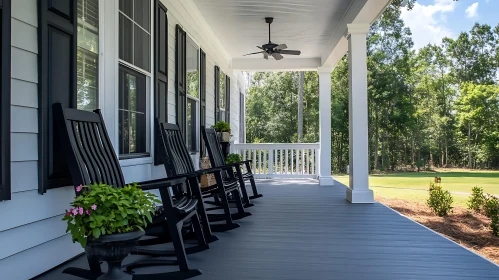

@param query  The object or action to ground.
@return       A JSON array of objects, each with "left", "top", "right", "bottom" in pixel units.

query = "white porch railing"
[{"left": 232, "top": 143, "right": 320, "bottom": 179}]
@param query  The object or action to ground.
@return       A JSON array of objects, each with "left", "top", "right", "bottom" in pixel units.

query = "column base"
[
  {"left": 319, "top": 176, "right": 335, "bottom": 186},
  {"left": 346, "top": 188, "right": 374, "bottom": 203}
]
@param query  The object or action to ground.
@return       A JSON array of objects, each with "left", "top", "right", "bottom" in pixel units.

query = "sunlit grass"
[{"left": 335, "top": 170, "right": 499, "bottom": 207}]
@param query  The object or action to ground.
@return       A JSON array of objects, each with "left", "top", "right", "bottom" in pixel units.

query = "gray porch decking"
[{"left": 36, "top": 180, "right": 499, "bottom": 280}]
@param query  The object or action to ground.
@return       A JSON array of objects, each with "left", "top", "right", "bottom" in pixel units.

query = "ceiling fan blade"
[
  {"left": 243, "top": 51, "right": 264, "bottom": 56},
  {"left": 275, "top": 44, "right": 287, "bottom": 50},
  {"left": 257, "top": 46, "right": 264, "bottom": 50},
  {"left": 272, "top": 53, "right": 284, "bottom": 60},
  {"left": 264, "top": 52, "right": 269, "bottom": 60},
  {"left": 279, "top": 50, "right": 301, "bottom": 55}
]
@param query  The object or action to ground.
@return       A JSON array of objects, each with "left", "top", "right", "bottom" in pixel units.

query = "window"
[
  {"left": 154, "top": 1, "right": 168, "bottom": 164},
  {"left": 219, "top": 71, "right": 226, "bottom": 122},
  {"left": 77, "top": 0, "right": 99, "bottom": 111},
  {"left": 175, "top": 25, "right": 187, "bottom": 136},
  {"left": 199, "top": 49, "right": 206, "bottom": 156},
  {"left": 119, "top": 0, "right": 151, "bottom": 158},
  {"left": 119, "top": 0, "right": 151, "bottom": 72},
  {"left": 0, "top": 0, "right": 11, "bottom": 201},
  {"left": 185, "top": 37, "right": 199, "bottom": 152},
  {"left": 119, "top": 65, "right": 147, "bottom": 157}
]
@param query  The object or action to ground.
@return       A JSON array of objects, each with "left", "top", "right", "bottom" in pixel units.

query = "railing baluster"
[
  {"left": 306, "top": 149, "right": 310, "bottom": 175},
  {"left": 253, "top": 149, "right": 257, "bottom": 174},
  {"left": 311, "top": 148, "right": 315, "bottom": 176}
]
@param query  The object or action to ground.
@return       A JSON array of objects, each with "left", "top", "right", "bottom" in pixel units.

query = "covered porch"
[{"left": 36, "top": 180, "right": 499, "bottom": 280}]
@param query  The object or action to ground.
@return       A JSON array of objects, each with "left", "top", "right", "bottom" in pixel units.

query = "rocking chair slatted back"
[
  {"left": 202, "top": 127, "right": 226, "bottom": 168},
  {"left": 157, "top": 121, "right": 196, "bottom": 177},
  {"left": 53, "top": 103, "right": 126, "bottom": 189}
]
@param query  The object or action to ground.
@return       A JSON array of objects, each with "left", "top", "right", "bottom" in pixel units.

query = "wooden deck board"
[{"left": 35, "top": 179, "right": 499, "bottom": 280}]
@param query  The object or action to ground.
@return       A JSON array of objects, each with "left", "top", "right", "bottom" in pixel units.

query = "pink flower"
[
  {"left": 91, "top": 204, "right": 97, "bottom": 210},
  {"left": 78, "top": 207, "right": 84, "bottom": 215},
  {"left": 86, "top": 209, "right": 91, "bottom": 215},
  {"left": 66, "top": 211, "right": 71, "bottom": 216},
  {"left": 71, "top": 208, "right": 78, "bottom": 215},
  {"left": 76, "top": 185, "right": 83, "bottom": 192}
]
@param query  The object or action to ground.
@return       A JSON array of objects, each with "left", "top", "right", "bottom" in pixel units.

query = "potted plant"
[
  {"left": 226, "top": 153, "right": 242, "bottom": 165},
  {"left": 63, "top": 183, "right": 160, "bottom": 280},
  {"left": 212, "top": 121, "right": 231, "bottom": 143}
]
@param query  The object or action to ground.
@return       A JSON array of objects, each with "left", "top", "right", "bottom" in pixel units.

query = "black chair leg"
[
  {"left": 248, "top": 177, "right": 263, "bottom": 199},
  {"left": 235, "top": 166, "right": 252, "bottom": 206},
  {"left": 191, "top": 213, "right": 208, "bottom": 248},
  {"left": 232, "top": 189, "right": 252, "bottom": 219},
  {"left": 168, "top": 219, "right": 190, "bottom": 272},
  {"left": 188, "top": 177, "right": 219, "bottom": 243},
  {"left": 219, "top": 189, "right": 235, "bottom": 226}
]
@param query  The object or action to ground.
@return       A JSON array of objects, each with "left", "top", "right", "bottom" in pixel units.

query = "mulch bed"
[{"left": 376, "top": 196, "right": 499, "bottom": 265}]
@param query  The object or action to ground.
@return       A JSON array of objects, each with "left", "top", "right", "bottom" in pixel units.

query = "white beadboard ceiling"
[{"left": 191, "top": 0, "right": 358, "bottom": 60}]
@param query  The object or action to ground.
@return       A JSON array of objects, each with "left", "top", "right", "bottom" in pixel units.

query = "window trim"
[
  {"left": 0, "top": 0, "right": 11, "bottom": 201},
  {"left": 225, "top": 75, "right": 230, "bottom": 124}
]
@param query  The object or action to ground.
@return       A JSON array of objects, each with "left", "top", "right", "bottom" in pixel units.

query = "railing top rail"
[{"left": 233, "top": 143, "right": 320, "bottom": 149}]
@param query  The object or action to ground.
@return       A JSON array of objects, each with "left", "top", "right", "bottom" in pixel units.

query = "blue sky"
[{"left": 401, "top": 0, "right": 499, "bottom": 49}]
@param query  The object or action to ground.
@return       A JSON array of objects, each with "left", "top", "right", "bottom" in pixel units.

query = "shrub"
[
  {"left": 484, "top": 195, "right": 499, "bottom": 236},
  {"left": 226, "top": 153, "right": 242, "bottom": 164},
  {"left": 212, "top": 121, "right": 231, "bottom": 133},
  {"left": 62, "top": 183, "right": 160, "bottom": 248},
  {"left": 467, "top": 186, "right": 486, "bottom": 213},
  {"left": 427, "top": 184, "right": 453, "bottom": 217}
]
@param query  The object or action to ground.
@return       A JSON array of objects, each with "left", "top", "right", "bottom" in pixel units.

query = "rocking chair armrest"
[
  {"left": 190, "top": 165, "right": 234, "bottom": 177},
  {"left": 232, "top": 160, "right": 252, "bottom": 166},
  {"left": 138, "top": 177, "right": 187, "bottom": 191}
]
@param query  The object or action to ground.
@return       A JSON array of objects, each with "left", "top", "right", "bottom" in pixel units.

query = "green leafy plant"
[
  {"left": 226, "top": 153, "right": 242, "bottom": 164},
  {"left": 427, "top": 184, "right": 453, "bottom": 217},
  {"left": 467, "top": 186, "right": 486, "bottom": 213},
  {"left": 62, "top": 183, "right": 161, "bottom": 248},
  {"left": 484, "top": 195, "right": 499, "bottom": 236},
  {"left": 212, "top": 121, "right": 231, "bottom": 133}
]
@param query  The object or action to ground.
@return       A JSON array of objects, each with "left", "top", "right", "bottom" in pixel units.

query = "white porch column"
[
  {"left": 346, "top": 24, "right": 374, "bottom": 203},
  {"left": 317, "top": 67, "right": 334, "bottom": 186}
]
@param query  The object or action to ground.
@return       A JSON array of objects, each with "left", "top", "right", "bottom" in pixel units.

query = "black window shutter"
[
  {"left": 214, "top": 66, "right": 220, "bottom": 123},
  {"left": 0, "top": 0, "right": 11, "bottom": 201},
  {"left": 175, "top": 25, "right": 187, "bottom": 137},
  {"left": 38, "top": 0, "right": 78, "bottom": 193},
  {"left": 154, "top": 1, "right": 168, "bottom": 165},
  {"left": 200, "top": 49, "right": 207, "bottom": 157},
  {"left": 226, "top": 76, "right": 230, "bottom": 125}
]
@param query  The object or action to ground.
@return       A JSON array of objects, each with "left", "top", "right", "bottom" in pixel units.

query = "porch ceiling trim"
[{"left": 231, "top": 57, "right": 321, "bottom": 72}]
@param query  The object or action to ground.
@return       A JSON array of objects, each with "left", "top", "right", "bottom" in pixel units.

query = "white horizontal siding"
[
  {"left": 0, "top": 234, "right": 82, "bottom": 280},
  {"left": 11, "top": 47, "right": 38, "bottom": 83},
  {"left": 10, "top": 133, "right": 37, "bottom": 161},
  {"left": 0, "top": 215, "right": 68, "bottom": 259},
  {"left": 11, "top": 106, "right": 38, "bottom": 133},
  {"left": 11, "top": 161, "right": 38, "bottom": 193},
  {"left": 11, "top": 18, "right": 37, "bottom": 53},
  {"left": 11, "top": 78, "right": 37, "bottom": 108}
]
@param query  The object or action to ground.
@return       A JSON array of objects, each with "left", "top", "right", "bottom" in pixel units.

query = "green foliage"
[
  {"left": 484, "top": 195, "right": 499, "bottom": 236},
  {"left": 226, "top": 153, "right": 242, "bottom": 164},
  {"left": 244, "top": 1, "right": 499, "bottom": 173},
  {"left": 212, "top": 121, "right": 231, "bottom": 132},
  {"left": 62, "top": 183, "right": 161, "bottom": 248},
  {"left": 427, "top": 184, "right": 453, "bottom": 217},
  {"left": 467, "top": 186, "right": 486, "bottom": 213}
]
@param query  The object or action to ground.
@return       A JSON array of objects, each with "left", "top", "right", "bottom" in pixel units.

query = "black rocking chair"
[
  {"left": 53, "top": 103, "right": 206, "bottom": 280},
  {"left": 202, "top": 127, "right": 263, "bottom": 206},
  {"left": 156, "top": 121, "right": 251, "bottom": 233}
]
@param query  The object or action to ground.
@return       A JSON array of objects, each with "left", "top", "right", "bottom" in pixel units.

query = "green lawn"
[{"left": 335, "top": 170, "right": 499, "bottom": 207}]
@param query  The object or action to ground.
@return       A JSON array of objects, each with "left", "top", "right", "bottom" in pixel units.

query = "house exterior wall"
[{"left": 0, "top": 0, "right": 244, "bottom": 279}]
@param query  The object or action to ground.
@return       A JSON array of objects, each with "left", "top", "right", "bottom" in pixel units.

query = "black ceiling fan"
[{"left": 243, "top": 17, "right": 301, "bottom": 60}]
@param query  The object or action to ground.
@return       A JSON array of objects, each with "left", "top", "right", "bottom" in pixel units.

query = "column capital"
[
  {"left": 317, "top": 66, "right": 334, "bottom": 74},
  {"left": 347, "top": 23, "right": 370, "bottom": 35}
]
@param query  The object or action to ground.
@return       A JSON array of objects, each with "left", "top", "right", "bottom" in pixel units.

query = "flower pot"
[
  {"left": 85, "top": 230, "right": 145, "bottom": 280},
  {"left": 217, "top": 132, "right": 231, "bottom": 143}
]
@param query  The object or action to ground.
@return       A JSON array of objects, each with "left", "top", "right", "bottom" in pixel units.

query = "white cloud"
[
  {"left": 465, "top": 2, "right": 479, "bottom": 18},
  {"left": 401, "top": 0, "right": 456, "bottom": 49}
]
